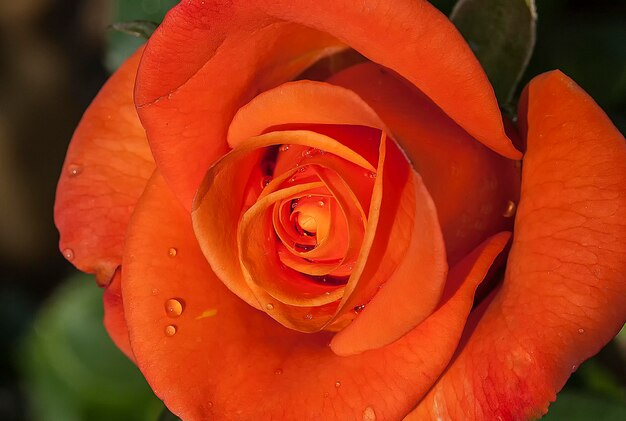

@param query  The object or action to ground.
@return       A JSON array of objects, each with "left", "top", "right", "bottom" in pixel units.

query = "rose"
[{"left": 54, "top": 0, "right": 626, "bottom": 419}]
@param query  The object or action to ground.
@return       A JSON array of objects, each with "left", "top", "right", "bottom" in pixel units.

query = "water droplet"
[
  {"left": 63, "top": 248, "right": 74, "bottom": 261},
  {"left": 151, "top": 288, "right": 159, "bottom": 296},
  {"left": 261, "top": 175, "right": 273, "bottom": 188},
  {"left": 324, "top": 291, "right": 330, "bottom": 296},
  {"left": 208, "top": 401, "right": 214, "bottom": 408},
  {"left": 335, "top": 381, "right": 341, "bottom": 388},
  {"left": 571, "top": 364, "right": 577, "bottom": 372},
  {"left": 67, "top": 164, "right": 82, "bottom": 177},
  {"left": 280, "top": 145, "right": 290, "bottom": 152},
  {"left": 291, "top": 200, "right": 299, "bottom": 210},
  {"left": 363, "top": 406, "right": 376, "bottom": 421},
  {"left": 503, "top": 200, "right": 516, "bottom": 218},
  {"left": 288, "top": 177, "right": 296, "bottom": 183},
  {"left": 323, "top": 392, "right": 329, "bottom": 398},
  {"left": 354, "top": 304, "right": 366, "bottom": 313},
  {"left": 274, "top": 368, "right": 283, "bottom": 375},
  {"left": 168, "top": 247, "right": 177, "bottom": 257},
  {"left": 266, "top": 303, "right": 274, "bottom": 310},
  {"left": 165, "top": 299, "right": 183, "bottom": 318},
  {"left": 578, "top": 328, "right": 585, "bottom": 334},
  {"left": 317, "top": 200, "right": 325, "bottom": 207},
  {"left": 365, "top": 171, "right": 376, "bottom": 179},
  {"left": 298, "top": 166, "right": 306, "bottom": 173},
  {"left": 305, "top": 313, "right": 313, "bottom": 320},
  {"left": 164, "top": 325, "right": 177, "bottom": 336}
]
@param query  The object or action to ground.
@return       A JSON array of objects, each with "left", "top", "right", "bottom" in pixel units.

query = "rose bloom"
[{"left": 55, "top": 0, "right": 626, "bottom": 420}]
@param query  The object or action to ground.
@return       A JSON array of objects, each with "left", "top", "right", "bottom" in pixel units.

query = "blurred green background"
[{"left": 0, "top": 1, "right": 624, "bottom": 420}]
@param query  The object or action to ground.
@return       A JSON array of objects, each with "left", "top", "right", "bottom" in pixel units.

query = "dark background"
[{"left": 0, "top": 1, "right": 624, "bottom": 420}]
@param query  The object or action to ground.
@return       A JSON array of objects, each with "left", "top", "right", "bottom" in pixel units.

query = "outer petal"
[
  {"left": 122, "top": 171, "right": 510, "bottom": 420},
  {"left": 407, "top": 71, "right": 626, "bottom": 420},
  {"left": 135, "top": 0, "right": 519, "bottom": 208},
  {"left": 54, "top": 48, "right": 154, "bottom": 285}
]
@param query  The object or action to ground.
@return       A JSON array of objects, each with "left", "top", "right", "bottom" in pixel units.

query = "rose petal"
[
  {"left": 406, "top": 71, "right": 626, "bottom": 420},
  {"left": 136, "top": 0, "right": 520, "bottom": 209},
  {"left": 227, "top": 80, "right": 388, "bottom": 148},
  {"left": 122, "top": 171, "right": 511, "bottom": 420},
  {"left": 136, "top": 10, "right": 345, "bottom": 208},
  {"left": 54, "top": 47, "right": 154, "bottom": 285},
  {"left": 328, "top": 62, "right": 521, "bottom": 265},
  {"left": 331, "top": 142, "right": 447, "bottom": 355},
  {"left": 103, "top": 269, "right": 134, "bottom": 361}
]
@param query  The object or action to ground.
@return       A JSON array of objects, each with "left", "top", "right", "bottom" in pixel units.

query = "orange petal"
[
  {"left": 103, "top": 269, "right": 134, "bottom": 361},
  {"left": 136, "top": 11, "right": 345, "bottom": 208},
  {"left": 328, "top": 62, "right": 521, "bottom": 265},
  {"left": 136, "top": 0, "right": 520, "bottom": 209},
  {"left": 54, "top": 48, "right": 154, "bottom": 285},
  {"left": 192, "top": 129, "right": 374, "bottom": 311},
  {"left": 227, "top": 80, "right": 387, "bottom": 147},
  {"left": 407, "top": 71, "right": 626, "bottom": 420},
  {"left": 331, "top": 142, "right": 447, "bottom": 355},
  {"left": 122, "top": 171, "right": 510, "bottom": 420}
]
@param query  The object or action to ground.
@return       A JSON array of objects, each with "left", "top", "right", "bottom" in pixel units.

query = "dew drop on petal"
[
  {"left": 266, "top": 303, "right": 274, "bottom": 311},
  {"left": 363, "top": 407, "right": 376, "bottom": 421},
  {"left": 335, "top": 381, "right": 341, "bottom": 388},
  {"left": 165, "top": 299, "right": 183, "bottom": 318},
  {"left": 168, "top": 247, "right": 177, "bottom": 257},
  {"left": 164, "top": 325, "right": 177, "bottom": 336},
  {"left": 274, "top": 368, "right": 283, "bottom": 375},
  {"left": 354, "top": 304, "right": 366, "bottom": 313},
  {"left": 503, "top": 200, "right": 516, "bottom": 218},
  {"left": 578, "top": 328, "right": 585, "bottom": 334},
  {"left": 67, "top": 164, "right": 82, "bottom": 177},
  {"left": 261, "top": 176, "right": 272, "bottom": 188},
  {"left": 280, "top": 145, "right": 290, "bottom": 152},
  {"left": 151, "top": 288, "right": 159, "bottom": 296},
  {"left": 63, "top": 248, "right": 74, "bottom": 261},
  {"left": 208, "top": 402, "right": 214, "bottom": 408},
  {"left": 317, "top": 200, "right": 325, "bottom": 207},
  {"left": 304, "top": 313, "right": 313, "bottom": 320},
  {"left": 323, "top": 392, "right": 329, "bottom": 398},
  {"left": 364, "top": 171, "right": 376, "bottom": 179}
]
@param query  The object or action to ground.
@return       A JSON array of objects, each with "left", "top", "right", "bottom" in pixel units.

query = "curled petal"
[
  {"left": 227, "top": 80, "right": 387, "bottom": 148},
  {"left": 331, "top": 159, "right": 447, "bottom": 355},
  {"left": 407, "top": 71, "right": 626, "bottom": 420}
]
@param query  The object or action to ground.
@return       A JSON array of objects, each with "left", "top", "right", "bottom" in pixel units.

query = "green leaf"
[
  {"left": 105, "top": 0, "right": 178, "bottom": 71},
  {"left": 109, "top": 20, "right": 158, "bottom": 40},
  {"left": 19, "top": 274, "right": 163, "bottom": 421},
  {"left": 542, "top": 392, "right": 626, "bottom": 420},
  {"left": 451, "top": 0, "right": 537, "bottom": 106}
]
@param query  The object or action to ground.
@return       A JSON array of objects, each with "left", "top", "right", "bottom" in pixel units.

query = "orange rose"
[{"left": 55, "top": 0, "right": 626, "bottom": 419}]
